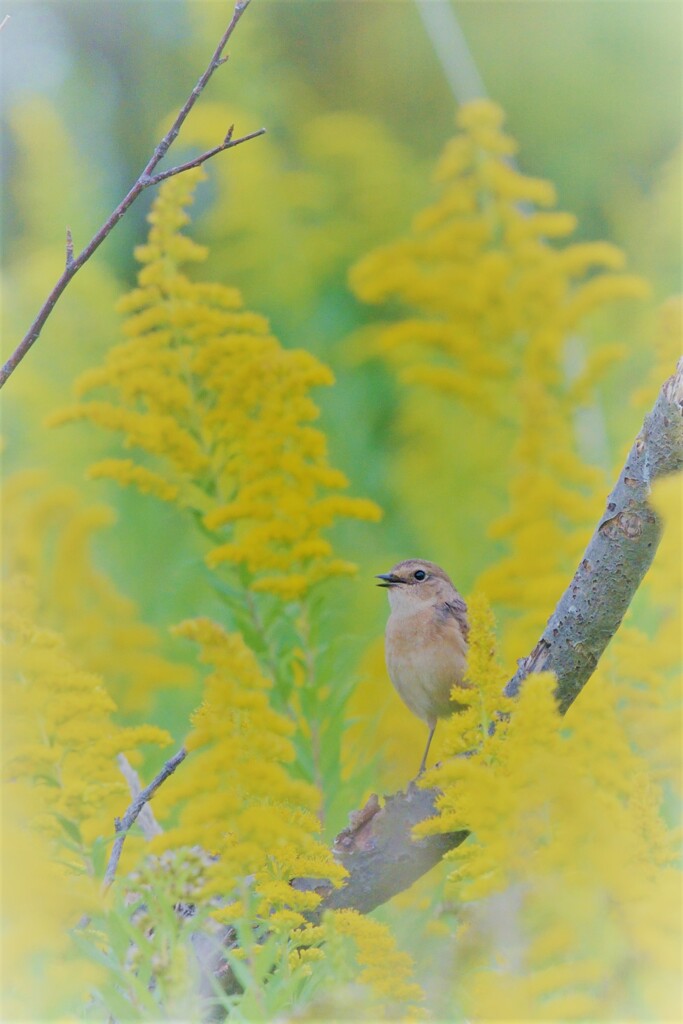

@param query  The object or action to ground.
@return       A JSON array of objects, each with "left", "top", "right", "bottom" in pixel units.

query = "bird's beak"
[{"left": 376, "top": 572, "right": 402, "bottom": 588}]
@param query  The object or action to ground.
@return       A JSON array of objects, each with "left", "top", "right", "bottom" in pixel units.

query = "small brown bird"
[{"left": 377, "top": 559, "right": 469, "bottom": 775}]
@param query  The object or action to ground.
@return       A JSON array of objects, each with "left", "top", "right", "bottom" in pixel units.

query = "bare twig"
[
  {"left": 116, "top": 753, "right": 164, "bottom": 840},
  {"left": 1, "top": 0, "right": 263, "bottom": 390},
  {"left": 145, "top": 126, "right": 265, "bottom": 187},
  {"left": 103, "top": 746, "right": 187, "bottom": 889},
  {"left": 0, "top": 14, "right": 10, "bottom": 32},
  {"left": 294, "top": 359, "right": 683, "bottom": 917}
]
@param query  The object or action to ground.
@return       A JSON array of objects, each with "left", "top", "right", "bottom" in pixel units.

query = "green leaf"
[
  {"left": 94, "top": 981, "right": 142, "bottom": 1023},
  {"left": 33, "top": 773, "right": 61, "bottom": 788},
  {"left": 55, "top": 813, "right": 82, "bottom": 845},
  {"left": 90, "top": 835, "right": 109, "bottom": 879},
  {"left": 70, "top": 928, "right": 118, "bottom": 972}
]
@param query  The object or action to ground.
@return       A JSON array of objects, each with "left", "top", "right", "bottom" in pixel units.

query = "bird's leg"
[{"left": 417, "top": 724, "right": 436, "bottom": 776}]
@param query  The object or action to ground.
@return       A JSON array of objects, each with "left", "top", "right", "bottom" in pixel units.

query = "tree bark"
[{"left": 507, "top": 359, "right": 683, "bottom": 712}]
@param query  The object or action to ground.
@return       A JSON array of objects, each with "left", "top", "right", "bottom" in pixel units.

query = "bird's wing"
[{"left": 440, "top": 596, "right": 469, "bottom": 640}]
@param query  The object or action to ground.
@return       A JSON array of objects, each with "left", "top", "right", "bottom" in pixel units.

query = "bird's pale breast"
[{"left": 385, "top": 605, "right": 468, "bottom": 727}]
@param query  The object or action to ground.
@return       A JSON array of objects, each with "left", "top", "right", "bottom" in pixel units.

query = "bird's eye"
[{"left": 414, "top": 569, "right": 427, "bottom": 581}]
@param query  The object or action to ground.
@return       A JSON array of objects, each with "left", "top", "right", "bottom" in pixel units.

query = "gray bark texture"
[
  {"left": 293, "top": 789, "right": 468, "bottom": 917},
  {"left": 507, "top": 358, "right": 683, "bottom": 711},
  {"left": 297, "top": 358, "right": 683, "bottom": 917}
]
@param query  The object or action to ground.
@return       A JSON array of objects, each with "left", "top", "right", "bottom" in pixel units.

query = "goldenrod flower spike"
[
  {"left": 51, "top": 168, "right": 381, "bottom": 599},
  {"left": 350, "top": 99, "right": 649, "bottom": 412}
]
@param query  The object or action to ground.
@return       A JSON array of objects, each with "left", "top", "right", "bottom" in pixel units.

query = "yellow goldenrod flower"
[
  {"left": 3, "top": 473, "right": 192, "bottom": 712},
  {"left": 3, "top": 576, "right": 172, "bottom": 840},
  {"left": 1, "top": 571, "right": 174, "bottom": 1015},
  {"left": 153, "top": 618, "right": 346, "bottom": 935},
  {"left": 50, "top": 168, "right": 381, "bottom": 600},
  {"left": 323, "top": 909, "right": 424, "bottom": 1015},
  {"left": 416, "top": 601, "right": 680, "bottom": 1021}
]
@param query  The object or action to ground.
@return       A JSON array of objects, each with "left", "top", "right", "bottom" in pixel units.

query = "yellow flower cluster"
[
  {"left": 417, "top": 597, "right": 680, "bottom": 1020},
  {"left": 321, "top": 909, "right": 425, "bottom": 1018},
  {"left": 1, "top": 575, "right": 171, "bottom": 1016},
  {"left": 50, "top": 169, "right": 381, "bottom": 600},
  {"left": 3, "top": 575, "right": 171, "bottom": 845},
  {"left": 151, "top": 618, "right": 346, "bottom": 935},
  {"left": 3, "top": 470, "right": 191, "bottom": 711},
  {"left": 477, "top": 360, "right": 607, "bottom": 654},
  {"left": 481, "top": 303, "right": 679, "bottom": 659},
  {"left": 350, "top": 100, "right": 647, "bottom": 411}
]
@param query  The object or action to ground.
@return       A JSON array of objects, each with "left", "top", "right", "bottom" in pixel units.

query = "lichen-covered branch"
[
  {"left": 507, "top": 358, "right": 683, "bottom": 711},
  {"left": 300, "top": 359, "right": 683, "bottom": 917},
  {"left": 0, "top": 0, "right": 263, "bottom": 390}
]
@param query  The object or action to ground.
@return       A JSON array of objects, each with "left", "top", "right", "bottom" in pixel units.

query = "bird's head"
[{"left": 376, "top": 558, "right": 456, "bottom": 612}]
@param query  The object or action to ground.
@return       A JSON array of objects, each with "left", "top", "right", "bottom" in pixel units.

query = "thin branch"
[
  {"left": 0, "top": 15, "right": 10, "bottom": 32},
  {"left": 294, "top": 359, "right": 683, "bottom": 917},
  {"left": 116, "top": 753, "right": 164, "bottom": 840},
  {"left": 1, "top": 0, "right": 262, "bottom": 390},
  {"left": 145, "top": 127, "right": 265, "bottom": 187},
  {"left": 103, "top": 746, "right": 187, "bottom": 889}
]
